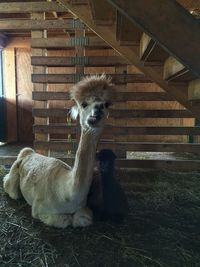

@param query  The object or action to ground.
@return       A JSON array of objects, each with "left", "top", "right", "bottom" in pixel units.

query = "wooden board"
[
  {"left": 31, "top": 73, "right": 152, "bottom": 83},
  {"left": 33, "top": 124, "right": 200, "bottom": 135},
  {"left": 33, "top": 108, "right": 194, "bottom": 118},
  {"left": 16, "top": 48, "right": 34, "bottom": 143},
  {"left": 3, "top": 48, "right": 17, "bottom": 142}
]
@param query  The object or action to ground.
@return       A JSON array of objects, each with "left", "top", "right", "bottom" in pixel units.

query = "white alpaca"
[{"left": 3, "top": 75, "right": 114, "bottom": 228}]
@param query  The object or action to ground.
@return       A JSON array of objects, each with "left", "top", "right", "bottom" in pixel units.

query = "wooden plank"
[
  {"left": 140, "top": 33, "right": 168, "bottom": 64},
  {"left": 188, "top": 79, "right": 200, "bottom": 100},
  {"left": 33, "top": 108, "right": 194, "bottom": 118},
  {"left": 31, "top": 56, "right": 128, "bottom": 66},
  {"left": 0, "top": 2, "right": 65, "bottom": 13},
  {"left": 0, "top": 19, "right": 84, "bottom": 31},
  {"left": 163, "top": 56, "right": 195, "bottom": 82},
  {"left": 31, "top": 12, "right": 48, "bottom": 155},
  {"left": 34, "top": 140, "right": 200, "bottom": 153},
  {"left": 33, "top": 124, "right": 200, "bottom": 135},
  {"left": 107, "top": 0, "right": 200, "bottom": 78},
  {"left": 32, "top": 91, "right": 174, "bottom": 101},
  {"left": 3, "top": 48, "right": 17, "bottom": 142},
  {"left": 31, "top": 73, "right": 152, "bottom": 84},
  {"left": 16, "top": 48, "right": 34, "bottom": 143},
  {"left": 116, "top": 12, "right": 142, "bottom": 45},
  {"left": 57, "top": 0, "right": 200, "bottom": 117},
  {"left": 1, "top": 155, "right": 199, "bottom": 171},
  {"left": 89, "top": 0, "right": 116, "bottom": 25},
  {"left": 117, "top": 159, "right": 200, "bottom": 171},
  {"left": 31, "top": 36, "right": 108, "bottom": 48}
]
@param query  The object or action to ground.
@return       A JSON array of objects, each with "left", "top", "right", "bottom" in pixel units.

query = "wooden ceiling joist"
[
  {"left": 0, "top": 2, "right": 65, "bottom": 13},
  {"left": 107, "top": 0, "right": 200, "bottom": 78}
]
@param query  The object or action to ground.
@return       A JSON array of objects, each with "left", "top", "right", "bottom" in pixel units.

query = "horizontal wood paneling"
[
  {"left": 0, "top": 2, "right": 65, "bottom": 13},
  {"left": 1, "top": 156, "right": 200, "bottom": 171},
  {"left": 0, "top": 19, "right": 84, "bottom": 31},
  {"left": 33, "top": 124, "right": 200, "bottom": 135},
  {"left": 34, "top": 140, "right": 200, "bottom": 153},
  {"left": 33, "top": 108, "right": 194, "bottom": 118},
  {"left": 31, "top": 56, "right": 128, "bottom": 66},
  {"left": 31, "top": 37, "right": 108, "bottom": 48},
  {"left": 31, "top": 73, "right": 152, "bottom": 83},
  {"left": 32, "top": 91, "right": 174, "bottom": 101}
]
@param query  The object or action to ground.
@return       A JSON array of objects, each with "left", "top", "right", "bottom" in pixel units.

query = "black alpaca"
[{"left": 88, "top": 149, "right": 129, "bottom": 223}]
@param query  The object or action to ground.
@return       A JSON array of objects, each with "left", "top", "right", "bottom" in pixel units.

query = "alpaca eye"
[
  {"left": 105, "top": 101, "right": 111, "bottom": 108},
  {"left": 81, "top": 102, "right": 88, "bottom": 108}
]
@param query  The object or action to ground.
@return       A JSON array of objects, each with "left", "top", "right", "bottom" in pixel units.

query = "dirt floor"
[{"left": 0, "top": 165, "right": 200, "bottom": 267}]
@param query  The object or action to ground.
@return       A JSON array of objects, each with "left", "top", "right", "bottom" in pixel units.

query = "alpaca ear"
[{"left": 70, "top": 105, "right": 79, "bottom": 120}]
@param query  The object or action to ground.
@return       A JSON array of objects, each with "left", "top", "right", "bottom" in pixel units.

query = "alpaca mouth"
[{"left": 88, "top": 115, "right": 102, "bottom": 126}]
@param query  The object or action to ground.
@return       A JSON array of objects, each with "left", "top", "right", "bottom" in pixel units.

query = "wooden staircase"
[{"left": 58, "top": 0, "right": 200, "bottom": 117}]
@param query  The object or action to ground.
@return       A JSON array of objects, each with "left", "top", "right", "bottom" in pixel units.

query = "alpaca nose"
[{"left": 94, "top": 103, "right": 104, "bottom": 116}]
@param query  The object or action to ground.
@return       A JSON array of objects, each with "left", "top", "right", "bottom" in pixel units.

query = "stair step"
[
  {"left": 89, "top": 0, "right": 116, "bottom": 25},
  {"left": 164, "top": 56, "right": 196, "bottom": 82},
  {"left": 140, "top": 33, "right": 168, "bottom": 65},
  {"left": 188, "top": 79, "right": 200, "bottom": 100},
  {"left": 117, "top": 13, "right": 142, "bottom": 45}
]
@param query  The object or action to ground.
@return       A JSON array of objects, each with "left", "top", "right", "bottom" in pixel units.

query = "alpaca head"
[
  {"left": 97, "top": 149, "right": 116, "bottom": 175},
  {"left": 70, "top": 75, "right": 114, "bottom": 132}
]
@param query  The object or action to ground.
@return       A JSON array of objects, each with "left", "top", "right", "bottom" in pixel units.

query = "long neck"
[{"left": 72, "top": 128, "right": 101, "bottom": 192}]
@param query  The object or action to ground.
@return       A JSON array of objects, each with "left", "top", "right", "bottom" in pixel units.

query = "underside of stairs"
[{"left": 58, "top": 0, "right": 200, "bottom": 117}]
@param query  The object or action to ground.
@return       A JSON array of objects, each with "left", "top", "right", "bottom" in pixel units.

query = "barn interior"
[{"left": 0, "top": 1, "right": 200, "bottom": 266}]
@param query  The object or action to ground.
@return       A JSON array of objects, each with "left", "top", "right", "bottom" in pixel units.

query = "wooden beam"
[
  {"left": 34, "top": 140, "right": 200, "bottom": 153},
  {"left": 0, "top": 2, "right": 65, "bottom": 13},
  {"left": 0, "top": 19, "right": 84, "bottom": 31},
  {"left": 57, "top": 0, "right": 200, "bottom": 117},
  {"left": 31, "top": 12, "right": 48, "bottom": 155},
  {"left": 33, "top": 108, "right": 194, "bottom": 118},
  {"left": 188, "top": 79, "right": 200, "bottom": 100},
  {"left": 31, "top": 36, "right": 108, "bottom": 48},
  {"left": 3, "top": 48, "right": 17, "bottom": 142},
  {"left": 31, "top": 73, "right": 152, "bottom": 84},
  {"left": 31, "top": 56, "right": 128, "bottom": 66},
  {"left": 107, "top": 0, "right": 200, "bottom": 78},
  {"left": 33, "top": 124, "right": 200, "bottom": 136},
  {"left": 117, "top": 159, "right": 200, "bottom": 171},
  {"left": 163, "top": 56, "right": 195, "bottom": 82},
  {"left": 140, "top": 33, "right": 168, "bottom": 65},
  {"left": 32, "top": 91, "right": 174, "bottom": 101},
  {"left": 1, "top": 155, "right": 199, "bottom": 171}
]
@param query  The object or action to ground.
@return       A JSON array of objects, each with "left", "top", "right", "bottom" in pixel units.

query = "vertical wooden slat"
[
  {"left": 3, "top": 48, "right": 17, "bottom": 142},
  {"left": 114, "top": 65, "right": 127, "bottom": 158},
  {"left": 31, "top": 12, "right": 49, "bottom": 155}
]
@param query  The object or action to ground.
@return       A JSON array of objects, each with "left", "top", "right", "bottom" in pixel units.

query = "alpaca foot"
[
  {"left": 38, "top": 214, "right": 73, "bottom": 228},
  {"left": 72, "top": 207, "right": 93, "bottom": 228}
]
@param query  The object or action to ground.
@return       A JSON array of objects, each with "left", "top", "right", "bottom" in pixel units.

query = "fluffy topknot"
[{"left": 70, "top": 74, "right": 114, "bottom": 103}]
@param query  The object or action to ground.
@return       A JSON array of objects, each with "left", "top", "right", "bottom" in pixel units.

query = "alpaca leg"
[
  {"left": 32, "top": 200, "right": 72, "bottom": 228},
  {"left": 72, "top": 207, "right": 93, "bottom": 228},
  {"left": 37, "top": 214, "right": 73, "bottom": 228},
  {"left": 3, "top": 159, "right": 22, "bottom": 200}
]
